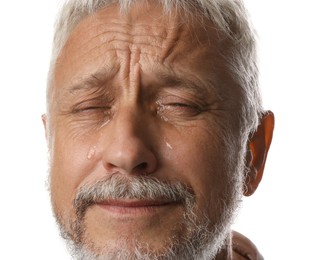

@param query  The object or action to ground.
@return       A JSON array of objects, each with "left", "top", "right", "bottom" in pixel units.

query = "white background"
[{"left": 0, "top": 0, "right": 310, "bottom": 259}]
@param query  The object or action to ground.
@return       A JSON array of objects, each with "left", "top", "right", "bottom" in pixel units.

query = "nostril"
[{"left": 134, "top": 162, "right": 148, "bottom": 173}]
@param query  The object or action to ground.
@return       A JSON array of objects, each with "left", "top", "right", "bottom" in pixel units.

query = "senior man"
[{"left": 42, "top": 0, "right": 274, "bottom": 259}]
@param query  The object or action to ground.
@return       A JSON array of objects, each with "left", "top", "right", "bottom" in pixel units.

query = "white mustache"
[{"left": 74, "top": 175, "right": 195, "bottom": 219}]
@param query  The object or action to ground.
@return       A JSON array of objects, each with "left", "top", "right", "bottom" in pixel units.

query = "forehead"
[
  {"left": 53, "top": 2, "right": 233, "bottom": 95},
  {"left": 63, "top": 2, "right": 218, "bottom": 51}
]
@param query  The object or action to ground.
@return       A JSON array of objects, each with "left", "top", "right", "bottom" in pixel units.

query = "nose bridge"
[
  {"left": 115, "top": 104, "right": 143, "bottom": 139},
  {"left": 101, "top": 103, "right": 158, "bottom": 175}
]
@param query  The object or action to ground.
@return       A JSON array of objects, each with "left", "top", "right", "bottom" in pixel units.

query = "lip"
[{"left": 96, "top": 199, "right": 177, "bottom": 216}]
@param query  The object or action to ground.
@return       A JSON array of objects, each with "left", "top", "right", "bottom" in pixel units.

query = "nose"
[{"left": 101, "top": 106, "right": 158, "bottom": 176}]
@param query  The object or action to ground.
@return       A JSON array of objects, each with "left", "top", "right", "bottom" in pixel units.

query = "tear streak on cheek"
[
  {"left": 166, "top": 141, "right": 173, "bottom": 150},
  {"left": 87, "top": 146, "right": 97, "bottom": 160}
]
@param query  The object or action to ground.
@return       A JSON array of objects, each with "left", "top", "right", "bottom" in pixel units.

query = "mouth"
[{"left": 96, "top": 199, "right": 178, "bottom": 216}]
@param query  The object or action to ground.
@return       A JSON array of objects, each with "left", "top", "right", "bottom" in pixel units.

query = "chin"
[{"left": 58, "top": 208, "right": 232, "bottom": 260}]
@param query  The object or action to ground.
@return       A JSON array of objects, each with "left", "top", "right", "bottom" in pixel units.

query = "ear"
[{"left": 243, "top": 111, "right": 275, "bottom": 196}]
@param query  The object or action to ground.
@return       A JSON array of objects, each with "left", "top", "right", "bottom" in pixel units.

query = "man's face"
[{"left": 46, "top": 2, "right": 246, "bottom": 259}]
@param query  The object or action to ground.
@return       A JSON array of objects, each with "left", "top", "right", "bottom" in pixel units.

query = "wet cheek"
[
  {"left": 49, "top": 130, "right": 98, "bottom": 212},
  {"left": 160, "top": 127, "right": 204, "bottom": 172},
  {"left": 164, "top": 125, "right": 229, "bottom": 202}
]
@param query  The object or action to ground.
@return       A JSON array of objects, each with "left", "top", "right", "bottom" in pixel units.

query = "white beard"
[{"left": 53, "top": 170, "right": 244, "bottom": 260}]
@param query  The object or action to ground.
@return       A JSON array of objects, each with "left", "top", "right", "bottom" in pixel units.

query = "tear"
[
  {"left": 87, "top": 146, "right": 97, "bottom": 160},
  {"left": 166, "top": 141, "right": 173, "bottom": 150}
]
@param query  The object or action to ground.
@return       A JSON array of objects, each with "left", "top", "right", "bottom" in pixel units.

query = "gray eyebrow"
[
  {"left": 67, "top": 67, "right": 119, "bottom": 94},
  {"left": 154, "top": 69, "right": 217, "bottom": 97},
  {"left": 65, "top": 65, "right": 218, "bottom": 98}
]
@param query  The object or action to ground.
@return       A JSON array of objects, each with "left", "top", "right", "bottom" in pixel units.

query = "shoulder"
[{"left": 232, "top": 231, "right": 264, "bottom": 260}]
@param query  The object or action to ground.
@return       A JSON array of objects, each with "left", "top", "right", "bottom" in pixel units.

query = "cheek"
[
  {"left": 49, "top": 128, "right": 98, "bottom": 214},
  {"left": 163, "top": 124, "right": 233, "bottom": 217}
]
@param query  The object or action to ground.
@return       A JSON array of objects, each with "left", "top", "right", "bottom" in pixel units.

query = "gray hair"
[{"left": 47, "top": 0, "right": 263, "bottom": 137}]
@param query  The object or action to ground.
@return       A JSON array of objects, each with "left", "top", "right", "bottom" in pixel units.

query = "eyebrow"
[
  {"left": 154, "top": 69, "right": 217, "bottom": 97},
  {"left": 66, "top": 67, "right": 119, "bottom": 95},
  {"left": 65, "top": 66, "right": 217, "bottom": 98}
]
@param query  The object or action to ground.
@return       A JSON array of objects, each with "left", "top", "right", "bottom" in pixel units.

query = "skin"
[{"left": 43, "top": 2, "right": 274, "bottom": 259}]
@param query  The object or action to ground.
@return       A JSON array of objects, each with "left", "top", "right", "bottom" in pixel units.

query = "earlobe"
[{"left": 243, "top": 111, "right": 275, "bottom": 196}]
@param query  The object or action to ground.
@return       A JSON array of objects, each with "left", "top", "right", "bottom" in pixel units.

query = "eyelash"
[
  {"left": 75, "top": 106, "right": 110, "bottom": 112},
  {"left": 69, "top": 93, "right": 205, "bottom": 124},
  {"left": 156, "top": 100, "right": 202, "bottom": 118}
]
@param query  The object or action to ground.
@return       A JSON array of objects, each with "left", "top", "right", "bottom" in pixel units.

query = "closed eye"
[
  {"left": 73, "top": 106, "right": 111, "bottom": 113},
  {"left": 168, "top": 103, "right": 191, "bottom": 107},
  {"left": 156, "top": 101, "right": 202, "bottom": 120}
]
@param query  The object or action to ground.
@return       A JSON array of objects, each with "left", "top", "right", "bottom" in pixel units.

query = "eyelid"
[
  {"left": 71, "top": 98, "right": 113, "bottom": 114},
  {"left": 157, "top": 91, "right": 208, "bottom": 110},
  {"left": 157, "top": 99, "right": 197, "bottom": 110},
  {"left": 72, "top": 106, "right": 111, "bottom": 114},
  {"left": 74, "top": 92, "right": 114, "bottom": 104},
  {"left": 155, "top": 93, "right": 207, "bottom": 120}
]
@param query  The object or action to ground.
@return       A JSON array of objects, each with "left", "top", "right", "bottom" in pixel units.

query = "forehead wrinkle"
[
  {"left": 63, "top": 7, "right": 190, "bottom": 64},
  {"left": 87, "top": 21, "right": 181, "bottom": 42},
  {"left": 55, "top": 5, "right": 227, "bottom": 105},
  {"left": 71, "top": 23, "right": 184, "bottom": 65},
  {"left": 58, "top": 10, "right": 211, "bottom": 85}
]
